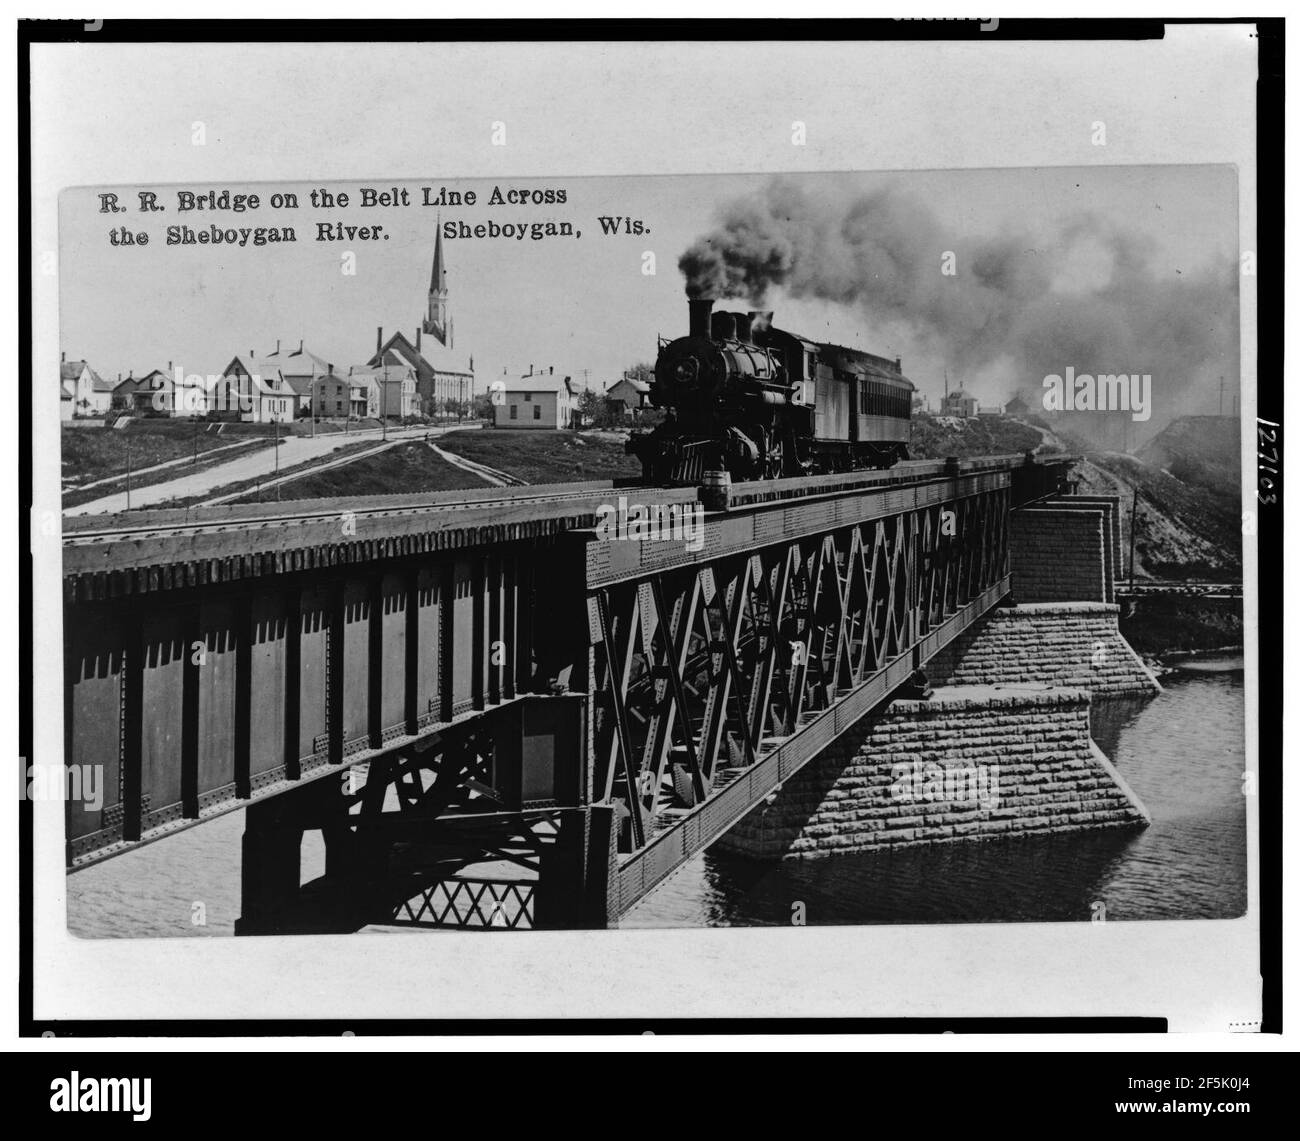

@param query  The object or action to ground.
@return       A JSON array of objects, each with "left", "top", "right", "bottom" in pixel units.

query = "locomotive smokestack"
[
  {"left": 688, "top": 298, "right": 714, "bottom": 339},
  {"left": 734, "top": 313, "right": 753, "bottom": 342}
]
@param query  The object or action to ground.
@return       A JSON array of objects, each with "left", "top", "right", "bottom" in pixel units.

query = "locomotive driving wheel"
[{"left": 763, "top": 438, "right": 785, "bottom": 480}]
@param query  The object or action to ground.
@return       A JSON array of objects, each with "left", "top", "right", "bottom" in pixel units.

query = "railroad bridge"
[{"left": 62, "top": 454, "right": 1116, "bottom": 932}]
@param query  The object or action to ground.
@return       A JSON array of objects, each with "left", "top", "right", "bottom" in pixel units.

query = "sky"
[{"left": 59, "top": 164, "right": 1237, "bottom": 413}]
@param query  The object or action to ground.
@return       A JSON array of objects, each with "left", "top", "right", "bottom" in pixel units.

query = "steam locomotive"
[{"left": 627, "top": 299, "right": 914, "bottom": 484}]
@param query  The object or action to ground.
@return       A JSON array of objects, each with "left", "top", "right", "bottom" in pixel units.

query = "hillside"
[
  {"left": 907, "top": 412, "right": 1058, "bottom": 460},
  {"left": 1068, "top": 417, "right": 1242, "bottom": 581},
  {"left": 914, "top": 411, "right": 1242, "bottom": 581},
  {"left": 1136, "top": 415, "right": 1241, "bottom": 496},
  {"left": 1070, "top": 454, "right": 1240, "bottom": 579}
]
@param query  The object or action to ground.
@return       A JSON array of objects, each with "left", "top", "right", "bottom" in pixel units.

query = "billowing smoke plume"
[{"left": 679, "top": 178, "right": 1239, "bottom": 444}]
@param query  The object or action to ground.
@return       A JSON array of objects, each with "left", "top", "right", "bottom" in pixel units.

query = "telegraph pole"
[{"left": 1129, "top": 488, "right": 1139, "bottom": 589}]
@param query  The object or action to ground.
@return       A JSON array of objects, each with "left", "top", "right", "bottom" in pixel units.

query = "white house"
[
  {"left": 60, "top": 355, "right": 115, "bottom": 418},
  {"left": 260, "top": 340, "right": 331, "bottom": 417},
  {"left": 493, "top": 367, "right": 575, "bottom": 430},
  {"left": 220, "top": 357, "right": 294, "bottom": 423}
]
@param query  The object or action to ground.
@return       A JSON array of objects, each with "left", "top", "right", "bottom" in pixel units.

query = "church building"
[{"left": 367, "top": 226, "right": 475, "bottom": 417}]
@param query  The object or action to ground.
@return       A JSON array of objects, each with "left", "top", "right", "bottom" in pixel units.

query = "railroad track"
[{"left": 61, "top": 483, "right": 631, "bottom": 545}]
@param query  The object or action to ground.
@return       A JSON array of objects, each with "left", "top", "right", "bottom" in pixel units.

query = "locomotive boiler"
[{"left": 627, "top": 299, "right": 914, "bottom": 484}]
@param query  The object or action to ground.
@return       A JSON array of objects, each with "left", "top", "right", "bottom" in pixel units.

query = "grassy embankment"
[
  {"left": 60, "top": 418, "right": 432, "bottom": 508},
  {"left": 240, "top": 440, "right": 485, "bottom": 503},
  {"left": 61, "top": 422, "right": 278, "bottom": 507},
  {"left": 239, "top": 428, "right": 643, "bottom": 505},
  {"left": 435, "top": 429, "right": 641, "bottom": 484}
]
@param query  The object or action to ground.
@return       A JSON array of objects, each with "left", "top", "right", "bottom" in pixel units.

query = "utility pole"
[
  {"left": 125, "top": 436, "right": 132, "bottom": 510},
  {"left": 1129, "top": 488, "right": 1139, "bottom": 589},
  {"left": 274, "top": 414, "right": 281, "bottom": 500},
  {"left": 1219, "top": 375, "right": 1225, "bottom": 415}
]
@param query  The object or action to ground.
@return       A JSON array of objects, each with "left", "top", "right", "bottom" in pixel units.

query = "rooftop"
[
  {"left": 609, "top": 376, "right": 650, "bottom": 394},
  {"left": 500, "top": 372, "right": 574, "bottom": 394},
  {"left": 61, "top": 359, "right": 115, "bottom": 392},
  {"left": 260, "top": 341, "right": 333, "bottom": 376}
]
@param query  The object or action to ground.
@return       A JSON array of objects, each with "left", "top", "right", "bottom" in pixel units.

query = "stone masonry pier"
[
  {"left": 926, "top": 602, "right": 1162, "bottom": 697},
  {"left": 717, "top": 686, "right": 1151, "bottom": 860}
]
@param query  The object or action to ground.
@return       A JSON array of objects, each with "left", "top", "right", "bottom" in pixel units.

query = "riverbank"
[{"left": 1118, "top": 594, "right": 1243, "bottom": 658}]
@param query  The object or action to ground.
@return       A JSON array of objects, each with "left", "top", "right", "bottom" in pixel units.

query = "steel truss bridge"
[{"left": 61, "top": 455, "right": 1073, "bottom": 930}]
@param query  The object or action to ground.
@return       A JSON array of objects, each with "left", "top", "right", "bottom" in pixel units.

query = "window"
[
  {"left": 533, "top": 404, "right": 541, "bottom": 420},
  {"left": 509, "top": 405, "right": 518, "bottom": 420},
  {"left": 524, "top": 392, "right": 532, "bottom": 402}
]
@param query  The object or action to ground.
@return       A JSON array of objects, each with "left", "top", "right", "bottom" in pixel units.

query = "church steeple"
[
  {"left": 430, "top": 223, "right": 446, "bottom": 293},
  {"left": 422, "top": 223, "right": 451, "bottom": 347}
]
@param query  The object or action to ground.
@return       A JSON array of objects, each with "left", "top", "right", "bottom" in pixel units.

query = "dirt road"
[{"left": 66, "top": 423, "right": 481, "bottom": 515}]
